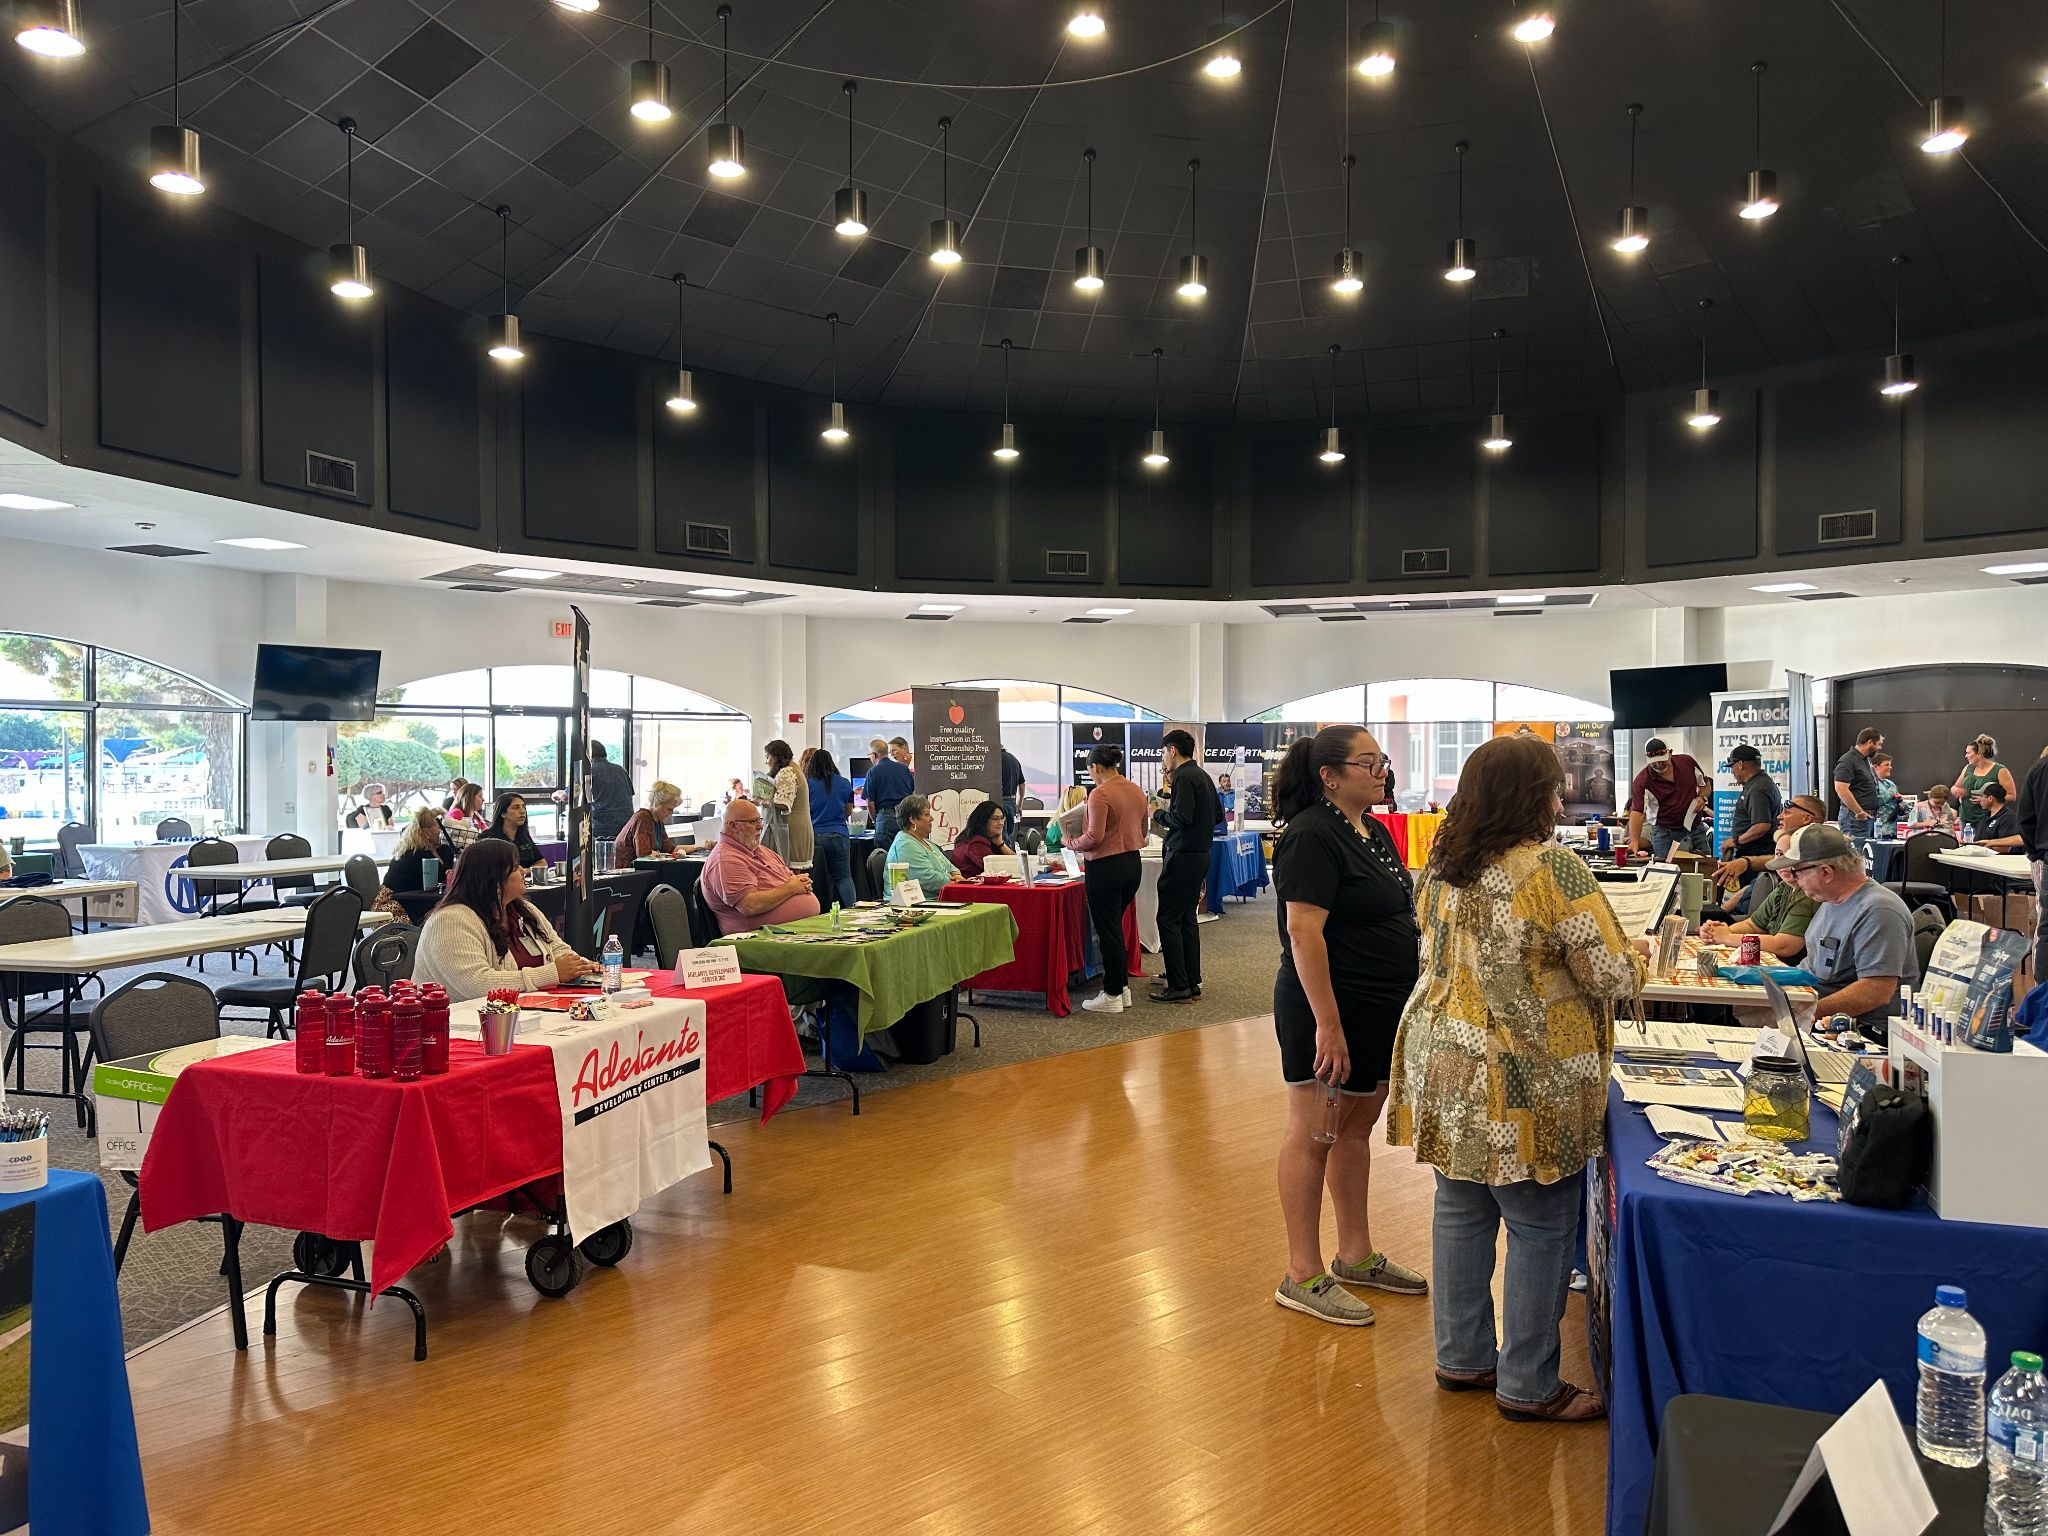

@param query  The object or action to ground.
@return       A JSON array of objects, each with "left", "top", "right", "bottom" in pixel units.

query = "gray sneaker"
[
  {"left": 1330, "top": 1251, "right": 1429, "bottom": 1296},
  {"left": 1274, "top": 1273, "right": 1375, "bottom": 1326}
]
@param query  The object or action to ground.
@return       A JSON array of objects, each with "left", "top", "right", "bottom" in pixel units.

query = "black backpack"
[{"left": 1837, "top": 1086, "right": 1932, "bottom": 1209}]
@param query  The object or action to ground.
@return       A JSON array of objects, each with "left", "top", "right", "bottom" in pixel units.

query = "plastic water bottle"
[
  {"left": 601, "top": 934, "right": 623, "bottom": 993},
  {"left": 1988, "top": 1352, "right": 2048, "bottom": 1535},
  {"left": 1916, "top": 1285, "right": 1988, "bottom": 1467}
]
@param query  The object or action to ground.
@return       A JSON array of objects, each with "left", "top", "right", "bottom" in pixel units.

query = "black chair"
[
  {"left": 215, "top": 886, "right": 365, "bottom": 1036},
  {"left": 155, "top": 817, "right": 193, "bottom": 840},
  {"left": 0, "top": 894, "right": 100, "bottom": 1125},
  {"left": 1910, "top": 904, "right": 1947, "bottom": 988},
  {"left": 687, "top": 880, "right": 720, "bottom": 950},
  {"left": 352, "top": 923, "right": 418, "bottom": 990},
  {"left": 647, "top": 886, "right": 690, "bottom": 969},
  {"left": 266, "top": 833, "right": 323, "bottom": 908},
  {"left": 586, "top": 871, "right": 656, "bottom": 960},
  {"left": 866, "top": 847, "right": 888, "bottom": 900},
  {"left": 55, "top": 821, "right": 90, "bottom": 878},
  {"left": 1019, "top": 827, "right": 1045, "bottom": 854},
  {"left": 342, "top": 853, "right": 381, "bottom": 907},
  {"left": 698, "top": 801, "right": 716, "bottom": 818},
  {"left": 1889, "top": 831, "right": 1959, "bottom": 925}
]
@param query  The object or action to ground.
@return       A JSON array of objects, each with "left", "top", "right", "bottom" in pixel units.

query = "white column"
[
  {"left": 769, "top": 613, "right": 809, "bottom": 747},
  {"left": 251, "top": 574, "right": 339, "bottom": 850},
  {"left": 1192, "top": 622, "right": 1227, "bottom": 723}
]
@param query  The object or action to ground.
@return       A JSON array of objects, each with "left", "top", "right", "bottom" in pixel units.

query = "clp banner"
[
  {"left": 910, "top": 686, "right": 1000, "bottom": 846},
  {"left": 1710, "top": 690, "right": 1791, "bottom": 848}
]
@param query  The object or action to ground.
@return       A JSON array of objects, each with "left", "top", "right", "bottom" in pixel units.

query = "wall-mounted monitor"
[
  {"left": 1608, "top": 663, "right": 1728, "bottom": 730},
  {"left": 251, "top": 644, "right": 381, "bottom": 722}
]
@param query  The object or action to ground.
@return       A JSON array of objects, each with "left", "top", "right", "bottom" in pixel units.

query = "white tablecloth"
[
  {"left": 78, "top": 836, "right": 271, "bottom": 925},
  {"left": 340, "top": 828, "right": 402, "bottom": 862}
]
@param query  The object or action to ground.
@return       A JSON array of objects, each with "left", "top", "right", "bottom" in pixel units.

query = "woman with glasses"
[{"left": 1268, "top": 724, "right": 1427, "bottom": 1328}]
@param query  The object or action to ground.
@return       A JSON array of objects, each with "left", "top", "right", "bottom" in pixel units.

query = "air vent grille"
[
  {"left": 1045, "top": 549, "right": 1091, "bottom": 578},
  {"left": 1492, "top": 608, "right": 1542, "bottom": 618},
  {"left": 1816, "top": 509, "right": 1877, "bottom": 545},
  {"left": 1787, "top": 591, "right": 1855, "bottom": 601},
  {"left": 305, "top": 450, "right": 359, "bottom": 496},
  {"left": 639, "top": 598, "right": 694, "bottom": 607},
  {"left": 906, "top": 612, "right": 951, "bottom": 621},
  {"left": 1400, "top": 547, "right": 1451, "bottom": 576},
  {"left": 684, "top": 521, "right": 732, "bottom": 556},
  {"left": 108, "top": 544, "right": 203, "bottom": 557},
  {"left": 450, "top": 583, "right": 514, "bottom": 593},
  {"left": 1062, "top": 615, "right": 1111, "bottom": 624},
  {"left": 1317, "top": 613, "right": 1368, "bottom": 623}
]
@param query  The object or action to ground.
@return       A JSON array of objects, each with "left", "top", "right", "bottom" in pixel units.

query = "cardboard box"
[
  {"left": 1966, "top": 892, "right": 2036, "bottom": 940},
  {"left": 92, "top": 1035, "right": 279, "bottom": 1171}
]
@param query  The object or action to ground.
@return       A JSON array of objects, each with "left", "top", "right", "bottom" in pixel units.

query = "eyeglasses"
[
  {"left": 1343, "top": 754, "right": 1390, "bottom": 773},
  {"left": 1783, "top": 862, "right": 1827, "bottom": 878}
]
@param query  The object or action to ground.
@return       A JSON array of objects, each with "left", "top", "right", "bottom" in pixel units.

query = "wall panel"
[
  {"left": 258, "top": 251, "right": 373, "bottom": 505},
  {"left": 1365, "top": 423, "right": 1476, "bottom": 583},
  {"left": 386, "top": 288, "right": 482, "bottom": 529},
  {"left": 766, "top": 393, "right": 858, "bottom": 575},
  {"left": 1923, "top": 340, "right": 2048, "bottom": 541},
  {"left": 894, "top": 424, "right": 1000, "bottom": 584},
  {"left": 1005, "top": 422, "right": 1107, "bottom": 583},
  {"left": 0, "top": 133, "right": 46, "bottom": 427},
  {"left": 1486, "top": 413, "right": 1604, "bottom": 577},
  {"left": 653, "top": 381, "right": 757, "bottom": 564},
  {"left": 1117, "top": 443, "right": 1212, "bottom": 588},
  {"left": 1247, "top": 431, "right": 1351, "bottom": 588},
  {"left": 521, "top": 338, "right": 639, "bottom": 549},
  {"left": 1774, "top": 374, "right": 1901, "bottom": 556},
  {"left": 1642, "top": 387, "right": 1757, "bottom": 567}
]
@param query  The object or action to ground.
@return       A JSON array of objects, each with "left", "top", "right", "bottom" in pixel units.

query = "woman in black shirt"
[
  {"left": 383, "top": 806, "right": 458, "bottom": 895},
  {"left": 1268, "top": 723, "right": 1426, "bottom": 1328},
  {"left": 480, "top": 791, "right": 546, "bottom": 873}
]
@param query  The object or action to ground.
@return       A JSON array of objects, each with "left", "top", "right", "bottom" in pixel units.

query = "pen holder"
[
  {"left": 0, "top": 1138, "right": 47, "bottom": 1194},
  {"left": 479, "top": 1008, "right": 520, "bottom": 1056}
]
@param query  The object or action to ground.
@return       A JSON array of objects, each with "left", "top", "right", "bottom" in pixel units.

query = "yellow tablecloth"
[{"left": 1404, "top": 812, "right": 1445, "bottom": 869}]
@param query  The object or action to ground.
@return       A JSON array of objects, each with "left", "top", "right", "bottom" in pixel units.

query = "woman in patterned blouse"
[{"left": 1388, "top": 733, "right": 1647, "bottom": 1425}]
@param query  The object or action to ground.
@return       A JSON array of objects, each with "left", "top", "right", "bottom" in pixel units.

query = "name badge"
[{"left": 675, "top": 947, "right": 743, "bottom": 989}]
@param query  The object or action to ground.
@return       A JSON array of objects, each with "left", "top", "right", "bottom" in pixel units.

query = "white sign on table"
[
  {"left": 673, "top": 947, "right": 742, "bottom": 990},
  {"left": 891, "top": 879, "right": 925, "bottom": 907},
  {"left": 1766, "top": 1379, "right": 1937, "bottom": 1536}
]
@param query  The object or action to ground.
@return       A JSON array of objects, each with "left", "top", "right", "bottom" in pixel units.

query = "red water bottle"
[
  {"left": 324, "top": 992, "right": 355, "bottom": 1076},
  {"left": 392, "top": 996, "right": 423, "bottom": 1082},
  {"left": 358, "top": 994, "right": 393, "bottom": 1079},
  {"left": 294, "top": 991, "right": 328, "bottom": 1074},
  {"left": 420, "top": 987, "right": 450, "bottom": 1075}
]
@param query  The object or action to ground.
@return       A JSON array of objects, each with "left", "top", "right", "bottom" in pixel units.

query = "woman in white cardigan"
[{"left": 415, "top": 838, "right": 601, "bottom": 1001}]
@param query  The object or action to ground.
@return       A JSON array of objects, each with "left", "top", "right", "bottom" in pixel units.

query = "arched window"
[{"left": 0, "top": 633, "right": 246, "bottom": 844}]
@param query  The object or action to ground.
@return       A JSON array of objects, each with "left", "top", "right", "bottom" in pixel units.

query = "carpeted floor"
[{"left": 26, "top": 890, "right": 1282, "bottom": 1347}]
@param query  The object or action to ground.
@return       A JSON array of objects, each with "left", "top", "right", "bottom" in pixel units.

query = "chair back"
[
  {"left": 265, "top": 832, "right": 317, "bottom": 894},
  {"left": 184, "top": 836, "right": 243, "bottom": 909},
  {"left": 1900, "top": 830, "right": 1959, "bottom": 886},
  {"left": 0, "top": 895, "right": 75, "bottom": 1004},
  {"left": 155, "top": 817, "right": 194, "bottom": 841},
  {"left": 1910, "top": 904, "right": 1948, "bottom": 986},
  {"left": 295, "top": 886, "right": 365, "bottom": 991},
  {"left": 1019, "top": 827, "right": 1045, "bottom": 854},
  {"left": 352, "top": 923, "right": 418, "bottom": 989},
  {"left": 687, "top": 881, "right": 720, "bottom": 949},
  {"left": 89, "top": 972, "right": 219, "bottom": 1066},
  {"left": 56, "top": 821, "right": 90, "bottom": 878},
  {"left": 647, "top": 886, "right": 690, "bottom": 969},
  {"left": 866, "top": 846, "right": 889, "bottom": 897},
  {"left": 343, "top": 853, "right": 381, "bottom": 904},
  {"left": 698, "top": 801, "right": 716, "bottom": 818},
  {"left": 590, "top": 870, "right": 655, "bottom": 960}
]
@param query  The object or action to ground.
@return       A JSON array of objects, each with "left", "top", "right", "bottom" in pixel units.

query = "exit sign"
[{"left": 552, "top": 620, "right": 573, "bottom": 639}]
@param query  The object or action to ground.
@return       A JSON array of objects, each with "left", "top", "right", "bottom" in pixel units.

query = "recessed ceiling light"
[
  {"left": 917, "top": 603, "right": 964, "bottom": 613},
  {"left": 1496, "top": 594, "right": 1545, "bottom": 605},
  {"left": 689, "top": 587, "right": 747, "bottom": 599},
  {"left": 495, "top": 568, "right": 559, "bottom": 581},
  {"left": 1984, "top": 562, "right": 2048, "bottom": 577},
  {"left": 1084, "top": 607, "right": 1133, "bottom": 617},
  {"left": 1750, "top": 581, "right": 1819, "bottom": 593},
  {"left": 0, "top": 494, "right": 74, "bottom": 510},
  {"left": 215, "top": 537, "right": 307, "bottom": 551}
]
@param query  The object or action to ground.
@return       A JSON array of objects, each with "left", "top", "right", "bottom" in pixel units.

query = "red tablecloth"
[
  {"left": 940, "top": 879, "right": 1142, "bottom": 1015},
  {"left": 646, "top": 972, "right": 805, "bottom": 1118},
  {"left": 1370, "top": 808, "right": 1410, "bottom": 863}
]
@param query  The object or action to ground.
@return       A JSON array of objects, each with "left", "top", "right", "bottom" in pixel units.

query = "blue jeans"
[
  {"left": 1838, "top": 813, "right": 1872, "bottom": 850},
  {"left": 874, "top": 810, "right": 899, "bottom": 849},
  {"left": 1649, "top": 823, "right": 1713, "bottom": 860},
  {"left": 1432, "top": 1168, "right": 1585, "bottom": 1406},
  {"left": 812, "top": 830, "right": 856, "bottom": 911}
]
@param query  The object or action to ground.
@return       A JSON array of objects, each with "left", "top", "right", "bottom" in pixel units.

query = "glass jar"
[{"left": 1743, "top": 1054, "right": 1810, "bottom": 1142}]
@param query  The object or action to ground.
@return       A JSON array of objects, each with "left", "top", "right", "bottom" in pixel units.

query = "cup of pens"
[{"left": 0, "top": 1109, "right": 49, "bottom": 1193}]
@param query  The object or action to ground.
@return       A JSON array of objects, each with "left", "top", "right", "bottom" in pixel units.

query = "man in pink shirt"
[{"left": 699, "top": 799, "right": 820, "bottom": 934}]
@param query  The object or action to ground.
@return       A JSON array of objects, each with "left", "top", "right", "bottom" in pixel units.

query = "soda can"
[{"left": 1739, "top": 935, "right": 1761, "bottom": 966}]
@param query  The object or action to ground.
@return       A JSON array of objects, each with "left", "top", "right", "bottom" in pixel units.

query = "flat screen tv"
[
  {"left": 251, "top": 645, "right": 381, "bottom": 722},
  {"left": 1608, "top": 663, "right": 1728, "bottom": 730}
]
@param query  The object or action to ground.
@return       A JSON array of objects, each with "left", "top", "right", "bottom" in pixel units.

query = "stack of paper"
[
  {"left": 1613, "top": 1062, "right": 1746, "bottom": 1111},
  {"left": 1645, "top": 1107, "right": 1738, "bottom": 1142}
]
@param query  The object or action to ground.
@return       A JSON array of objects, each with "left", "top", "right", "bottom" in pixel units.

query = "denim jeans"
[
  {"left": 812, "top": 830, "right": 857, "bottom": 911},
  {"left": 1432, "top": 1168, "right": 1585, "bottom": 1406},
  {"left": 1837, "top": 813, "right": 1872, "bottom": 851},
  {"left": 874, "top": 811, "right": 899, "bottom": 849},
  {"left": 1648, "top": 822, "right": 1713, "bottom": 860}
]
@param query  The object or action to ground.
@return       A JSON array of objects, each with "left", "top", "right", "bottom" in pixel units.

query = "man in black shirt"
[
  {"left": 1000, "top": 746, "right": 1026, "bottom": 828},
  {"left": 588, "top": 742, "right": 636, "bottom": 847},
  {"left": 1719, "top": 744, "right": 1781, "bottom": 878},
  {"left": 1832, "top": 727, "right": 1884, "bottom": 844},
  {"left": 1151, "top": 729, "right": 1223, "bottom": 1003},
  {"left": 1975, "top": 782, "right": 2025, "bottom": 852}
]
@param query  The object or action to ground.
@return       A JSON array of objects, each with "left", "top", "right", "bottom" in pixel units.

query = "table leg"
[
  {"left": 221, "top": 1217, "right": 248, "bottom": 1350},
  {"left": 707, "top": 1139, "right": 733, "bottom": 1194},
  {"left": 263, "top": 1268, "right": 429, "bottom": 1362}
]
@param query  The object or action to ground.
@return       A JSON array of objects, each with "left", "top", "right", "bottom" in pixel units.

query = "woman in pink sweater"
[{"left": 1070, "top": 743, "right": 1151, "bottom": 1013}]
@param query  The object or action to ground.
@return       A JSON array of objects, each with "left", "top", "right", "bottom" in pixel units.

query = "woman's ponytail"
[{"left": 1271, "top": 737, "right": 1318, "bottom": 823}]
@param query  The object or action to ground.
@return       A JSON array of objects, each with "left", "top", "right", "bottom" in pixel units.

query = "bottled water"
[
  {"left": 1989, "top": 1352, "right": 2048, "bottom": 1536},
  {"left": 1916, "top": 1285, "right": 1987, "bottom": 1467},
  {"left": 601, "top": 935, "right": 623, "bottom": 994}
]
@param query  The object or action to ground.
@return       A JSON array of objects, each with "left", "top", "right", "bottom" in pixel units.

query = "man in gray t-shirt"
[
  {"left": 1772, "top": 823, "right": 1915, "bottom": 1035},
  {"left": 1832, "top": 728, "right": 1884, "bottom": 840}
]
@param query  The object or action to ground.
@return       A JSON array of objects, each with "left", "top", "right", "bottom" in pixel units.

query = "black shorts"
[{"left": 1274, "top": 969, "right": 1400, "bottom": 1094}]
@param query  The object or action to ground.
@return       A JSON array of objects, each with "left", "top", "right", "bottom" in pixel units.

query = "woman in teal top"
[
  {"left": 1951, "top": 736, "right": 2016, "bottom": 838},
  {"left": 885, "top": 793, "right": 957, "bottom": 894},
  {"left": 1872, "top": 753, "right": 1901, "bottom": 838}
]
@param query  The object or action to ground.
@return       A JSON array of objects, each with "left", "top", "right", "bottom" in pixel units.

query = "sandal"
[
  {"left": 1435, "top": 1367, "right": 1497, "bottom": 1393},
  {"left": 1497, "top": 1383, "right": 1606, "bottom": 1423}
]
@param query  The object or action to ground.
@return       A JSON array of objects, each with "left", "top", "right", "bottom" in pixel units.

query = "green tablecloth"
[{"left": 716, "top": 905, "right": 1017, "bottom": 1040}]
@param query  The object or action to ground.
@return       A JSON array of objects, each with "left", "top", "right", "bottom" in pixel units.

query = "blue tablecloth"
[
  {"left": 0, "top": 1170, "right": 149, "bottom": 1536},
  {"left": 1868, "top": 838, "right": 1905, "bottom": 884},
  {"left": 1205, "top": 831, "right": 1268, "bottom": 914},
  {"left": 1600, "top": 1084, "right": 2048, "bottom": 1536}
]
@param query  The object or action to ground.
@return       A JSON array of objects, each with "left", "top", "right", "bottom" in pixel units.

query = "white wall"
[{"left": 1699, "top": 587, "right": 2048, "bottom": 685}]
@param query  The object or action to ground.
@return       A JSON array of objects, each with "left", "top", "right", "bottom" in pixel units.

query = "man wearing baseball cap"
[
  {"left": 1625, "top": 738, "right": 1713, "bottom": 860},
  {"left": 1771, "top": 822, "right": 1915, "bottom": 1040},
  {"left": 1718, "top": 744, "right": 1782, "bottom": 874}
]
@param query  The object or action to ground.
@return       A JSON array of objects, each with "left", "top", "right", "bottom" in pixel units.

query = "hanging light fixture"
[
  {"left": 666, "top": 274, "right": 696, "bottom": 413},
  {"left": 1687, "top": 299, "right": 1721, "bottom": 429},
  {"left": 1204, "top": 3, "right": 1241, "bottom": 79},
  {"left": 327, "top": 118, "right": 374, "bottom": 301},
  {"left": 1074, "top": 148, "right": 1105, "bottom": 293},
  {"left": 1445, "top": 140, "right": 1476, "bottom": 282},
  {"left": 1318, "top": 344, "right": 1346, "bottom": 464},
  {"left": 929, "top": 115, "right": 962, "bottom": 266},
  {"left": 1142, "top": 348, "right": 1169, "bottom": 468},
  {"left": 488, "top": 206, "right": 524, "bottom": 363},
  {"left": 705, "top": 5, "right": 744, "bottom": 177},
  {"left": 821, "top": 312, "right": 850, "bottom": 444},
  {"left": 15, "top": 0, "right": 84, "bottom": 57},
  {"left": 832, "top": 81, "right": 867, "bottom": 236},
  {"left": 148, "top": 0, "right": 202, "bottom": 195},
  {"left": 1921, "top": 0, "right": 1967, "bottom": 153},
  {"left": 553, "top": 0, "right": 600, "bottom": 11},
  {"left": 1611, "top": 103, "right": 1649, "bottom": 255},
  {"left": 1482, "top": 329, "right": 1512, "bottom": 451},
  {"left": 1510, "top": 3, "right": 1554, "bottom": 43},
  {"left": 629, "top": 0, "right": 671, "bottom": 121},
  {"left": 1882, "top": 254, "right": 1918, "bottom": 397},
  {"left": 993, "top": 338, "right": 1020, "bottom": 462},
  {"left": 1355, "top": 0, "right": 1395, "bottom": 76},
  {"left": 1067, "top": 5, "right": 1105, "bottom": 39},
  {"left": 1177, "top": 158, "right": 1208, "bottom": 300},
  {"left": 1738, "top": 62, "right": 1778, "bottom": 219},
  {"left": 1332, "top": 157, "right": 1363, "bottom": 296}
]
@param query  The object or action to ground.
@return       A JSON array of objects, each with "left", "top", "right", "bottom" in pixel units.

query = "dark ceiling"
[{"left": 6, "top": 0, "right": 2048, "bottom": 422}]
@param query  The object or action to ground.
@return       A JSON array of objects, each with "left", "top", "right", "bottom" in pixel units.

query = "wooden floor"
[{"left": 127, "top": 1016, "right": 1607, "bottom": 1535}]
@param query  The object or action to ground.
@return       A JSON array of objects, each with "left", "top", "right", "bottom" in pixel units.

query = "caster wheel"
[
  {"left": 292, "top": 1232, "right": 349, "bottom": 1277},
  {"left": 577, "top": 1221, "right": 633, "bottom": 1268},
  {"left": 525, "top": 1235, "right": 581, "bottom": 1298}
]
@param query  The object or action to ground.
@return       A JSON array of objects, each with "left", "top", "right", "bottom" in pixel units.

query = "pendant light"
[
  {"left": 630, "top": 0, "right": 671, "bottom": 121},
  {"left": 705, "top": 5, "right": 744, "bottom": 178},
  {"left": 1738, "top": 62, "right": 1778, "bottom": 219},
  {"left": 1921, "top": 0, "right": 1967, "bottom": 153},
  {"left": 1204, "top": 3, "right": 1241, "bottom": 79},
  {"left": 1142, "top": 348, "right": 1169, "bottom": 468},
  {"left": 1686, "top": 299, "right": 1720, "bottom": 430},
  {"left": 666, "top": 274, "right": 696, "bottom": 413},
  {"left": 1611, "top": 103, "right": 1648, "bottom": 255},
  {"left": 1332, "top": 157, "right": 1363, "bottom": 296},
  {"left": 1445, "top": 139, "right": 1476, "bottom": 282},
  {"left": 1074, "top": 148, "right": 1105, "bottom": 293},
  {"left": 1482, "top": 329, "right": 1512, "bottom": 452},
  {"left": 1177, "top": 158, "right": 1208, "bottom": 300},
  {"left": 821, "top": 312, "right": 850, "bottom": 445},
  {"left": 833, "top": 81, "right": 867, "bottom": 236},
  {"left": 1067, "top": 5, "right": 1105, "bottom": 39},
  {"left": 928, "top": 115, "right": 962, "bottom": 266},
  {"left": 148, "top": 0, "right": 203, "bottom": 196},
  {"left": 1318, "top": 344, "right": 1346, "bottom": 464},
  {"left": 488, "top": 206, "right": 524, "bottom": 363},
  {"left": 1881, "top": 255, "right": 1918, "bottom": 397},
  {"left": 993, "top": 338, "right": 1019, "bottom": 462},
  {"left": 327, "top": 119, "right": 374, "bottom": 301},
  {"left": 553, "top": 0, "right": 600, "bottom": 11},
  {"left": 1510, "top": 3, "right": 1554, "bottom": 43},
  {"left": 1355, "top": 0, "right": 1394, "bottom": 77},
  {"left": 15, "top": 0, "right": 84, "bottom": 57}
]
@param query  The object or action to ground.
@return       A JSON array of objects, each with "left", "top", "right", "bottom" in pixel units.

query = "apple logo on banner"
[
  {"left": 948, "top": 699, "right": 965, "bottom": 726},
  {"left": 1091, "top": 726, "right": 1103, "bottom": 741}
]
